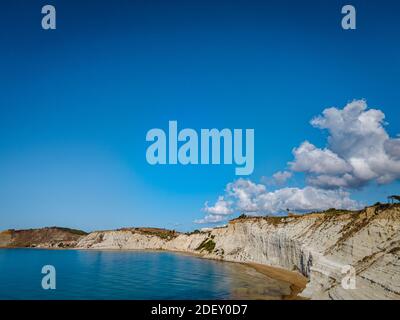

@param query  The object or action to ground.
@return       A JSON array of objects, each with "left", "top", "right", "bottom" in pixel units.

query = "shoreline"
[
  {"left": 243, "top": 262, "right": 308, "bottom": 300},
  {"left": 1, "top": 246, "right": 308, "bottom": 299},
  {"left": 73, "top": 247, "right": 309, "bottom": 298}
]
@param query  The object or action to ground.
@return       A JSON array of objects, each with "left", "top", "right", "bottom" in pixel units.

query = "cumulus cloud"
[
  {"left": 384, "top": 139, "right": 400, "bottom": 160},
  {"left": 203, "top": 196, "right": 233, "bottom": 215},
  {"left": 226, "top": 179, "right": 266, "bottom": 212},
  {"left": 253, "top": 185, "right": 360, "bottom": 213},
  {"left": 295, "top": 100, "right": 400, "bottom": 188},
  {"left": 228, "top": 179, "right": 360, "bottom": 213},
  {"left": 194, "top": 214, "right": 226, "bottom": 224},
  {"left": 272, "top": 171, "right": 293, "bottom": 185},
  {"left": 197, "top": 179, "right": 360, "bottom": 222},
  {"left": 261, "top": 171, "right": 293, "bottom": 186},
  {"left": 195, "top": 196, "right": 233, "bottom": 224},
  {"left": 290, "top": 141, "right": 351, "bottom": 175},
  {"left": 195, "top": 100, "right": 399, "bottom": 224}
]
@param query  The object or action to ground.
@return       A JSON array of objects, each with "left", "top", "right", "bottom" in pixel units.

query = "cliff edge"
[
  {"left": 1, "top": 204, "right": 399, "bottom": 300},
  {"left": 75, "top": 204, "right": 400, "bottom": 300}
]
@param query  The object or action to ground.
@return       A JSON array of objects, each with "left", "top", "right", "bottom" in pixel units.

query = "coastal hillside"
[
  {"left": 75, "top": 204, "right": 400, "bottom": 300},
  {"left": 0, "top": 227, "right": 87, "bottom": 248},
  {"left": 1, "top": 204, "right": 399, "bottom": 300}
]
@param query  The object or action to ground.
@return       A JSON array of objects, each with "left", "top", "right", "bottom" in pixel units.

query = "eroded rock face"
[
  {"left": 75, "top": 205, "right": 400, "bottom": 300},
  {"left": 2, "top": 205, "right": 399, "bottom": 299}
]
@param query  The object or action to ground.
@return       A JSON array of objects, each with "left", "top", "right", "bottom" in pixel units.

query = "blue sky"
[{"left": 1, "top": 0, "right": 399, "bottom": 231}]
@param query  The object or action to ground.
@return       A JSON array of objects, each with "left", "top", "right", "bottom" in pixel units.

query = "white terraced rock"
[{"left": 75, "top": 204, "right": 400, "bottom": 300}]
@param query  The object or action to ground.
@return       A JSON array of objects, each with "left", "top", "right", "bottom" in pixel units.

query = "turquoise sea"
[{"left": 0, "top": 249, "right": 291, "bottom": 300}]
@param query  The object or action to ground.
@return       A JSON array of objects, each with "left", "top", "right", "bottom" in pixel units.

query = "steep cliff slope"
[
  {"left": 75, "top": 204, "right": 400, "bottom": 300},
  {"left": 1, "top": 204, "right": 399, "bottom": 299}
]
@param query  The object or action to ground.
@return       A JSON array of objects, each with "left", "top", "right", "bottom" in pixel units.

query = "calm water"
[{"left": 0, "top": 249, "right": 291, "bottom": 300}]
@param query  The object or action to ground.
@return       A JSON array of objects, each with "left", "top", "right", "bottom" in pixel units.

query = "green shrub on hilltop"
[
  {"left": 55, "top": 227, "right": 88, "bottom": 236},
  {"left": 186, "top": 229, "right": 201, "bottom": 235}
]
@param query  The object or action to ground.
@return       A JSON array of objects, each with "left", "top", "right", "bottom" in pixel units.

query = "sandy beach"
[{"left": 244, "top": 262, "right": 308, "bottom": 300}]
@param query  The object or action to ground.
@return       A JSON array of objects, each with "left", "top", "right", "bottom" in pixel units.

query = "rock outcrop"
[
  {"left": 1, "top": 204, "right": 399, "bottom": 300},
  {"left": 75, "top": 204, "right": 400, "bottom": 300}
]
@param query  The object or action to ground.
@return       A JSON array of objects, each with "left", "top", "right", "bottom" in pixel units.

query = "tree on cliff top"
[{"left": 388, "top": 195, "right": 400, "bottom": 203}]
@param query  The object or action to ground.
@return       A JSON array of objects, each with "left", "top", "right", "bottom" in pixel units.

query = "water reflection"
[{"left": 0, "top": 249, "right": 293, "bottom": 300}]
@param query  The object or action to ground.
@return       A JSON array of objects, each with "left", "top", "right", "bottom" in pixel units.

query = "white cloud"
[
  {"left": 290, "top": 141, "right": 351, "bottom": 175},
  {"left": 203, "top": 196, "right": 233, "bottom": 215},
  {"left": 272, "top": 171, "right": 293, "bottom": 185},
  {"left": 254, "top": 185, "right": 360, "bottom": 213},
  {"left": 290, "top": 100, "right": 400, "bottom": 188},
  {"left": 196, "top": 179, "right": 361, "bottom": 221},
  {"left": 226, "top": 179, "right": 266, "bottom": 212},
  {"left": 228, "top": 179, "right": 360, "bottom": 213},
  {"left": 196, "top": 180, "right": 266, "bottom": 223},
  {"left": 194, "top": 214, "right": 226, "bottom": 224},
  {"left": 384, "top": 139, "right": 400, "bottom": 160},
  {"left": 196, "top": 196, "right": 233, "bottom": 224},
  {"left": 195, "top": 100, "right": 399, "bottom": 223}
]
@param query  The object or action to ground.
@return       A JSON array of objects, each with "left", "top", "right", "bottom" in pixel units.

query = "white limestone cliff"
[{"left": 75, "top": 204, "right": 400, "bottom": 300}]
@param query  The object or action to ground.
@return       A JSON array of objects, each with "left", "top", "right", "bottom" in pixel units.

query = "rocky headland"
[{"left": 1, "top": 203, "right": 399, "bottom": 300}]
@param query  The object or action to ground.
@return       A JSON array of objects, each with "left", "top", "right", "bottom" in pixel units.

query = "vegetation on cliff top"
[
  {"left": 229, "top": 203, "right": 400, "bottom": 225},
  {"left": 52, "top": 227, "right": 88, "bottom": 236},
  {"left": 124, "top": 227, "right": 180, "bottom": 240},
  {"left": 0, "top": 227, "right": 88, "bottom": 248},
  {"left": 6, "top": 227, "right": 87, "bottom": 236}
]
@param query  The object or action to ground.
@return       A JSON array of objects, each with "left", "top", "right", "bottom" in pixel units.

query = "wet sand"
[{"left": 243, "top": 262, "right": 308, "bottom": 300}]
